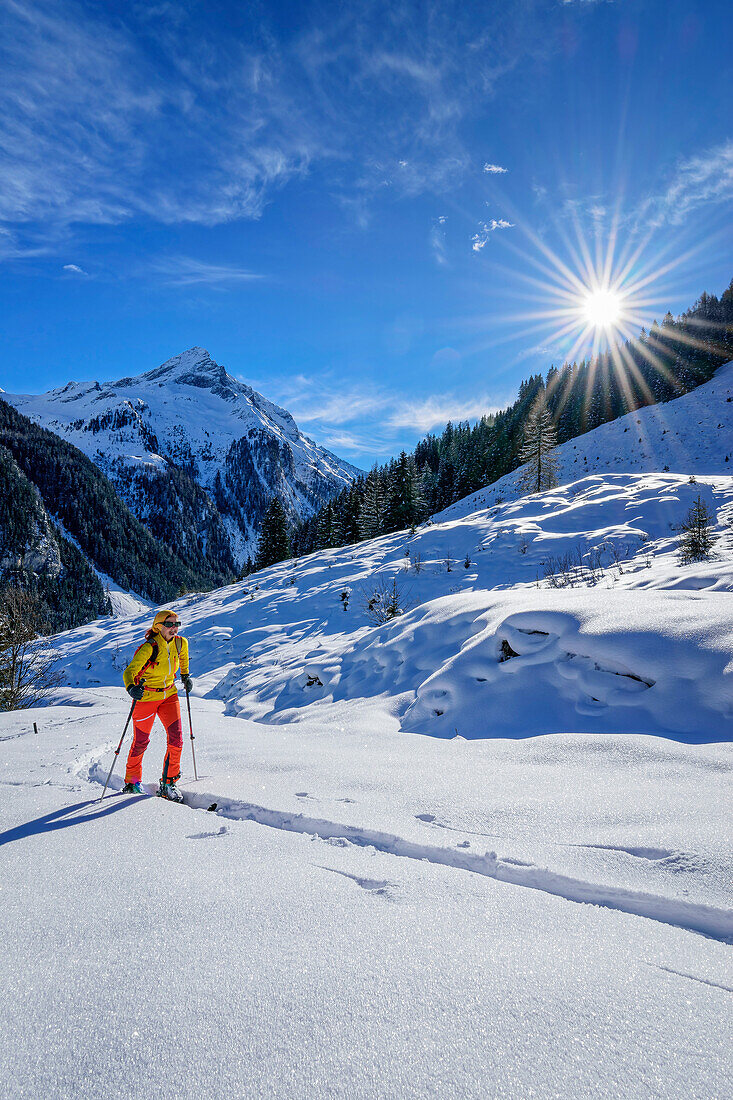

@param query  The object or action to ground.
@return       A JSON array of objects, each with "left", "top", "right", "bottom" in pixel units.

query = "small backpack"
[{"left": 134, "top": 633, "right": 182, "bottom": 683}]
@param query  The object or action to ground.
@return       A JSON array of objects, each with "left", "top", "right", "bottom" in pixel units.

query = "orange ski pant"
[{"left": 125, "top": 694, "right": 183, "bottom": 784}]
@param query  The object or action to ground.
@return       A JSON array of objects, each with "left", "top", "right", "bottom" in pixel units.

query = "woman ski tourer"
[{"left": 122, "top": 609, "right": 193, "bottom": 802}]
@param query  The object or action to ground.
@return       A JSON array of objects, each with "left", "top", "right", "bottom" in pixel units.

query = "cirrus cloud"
[
  {"left": 639, "top": 140, "right": 733, "bottom": 228},
  {"left": 150, "top": 256, "right": 264, "bottom": 287},
  {"left": 0, "top": 0, "right": 556, "bottom": 253}
]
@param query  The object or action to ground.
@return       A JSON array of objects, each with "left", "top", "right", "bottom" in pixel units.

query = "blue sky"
[{"left": 1, "top": 0, "right": 731, "bottom": 469}]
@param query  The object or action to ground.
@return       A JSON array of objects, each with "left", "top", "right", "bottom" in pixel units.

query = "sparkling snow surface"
[{"left": 2, "top": 370, "right": 733, "bottom": 1097}]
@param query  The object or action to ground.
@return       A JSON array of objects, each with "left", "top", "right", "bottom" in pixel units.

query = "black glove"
[
  {"left": 181, "top": 674, "right": 193, "bottom": 693},
  {"left": 127, "top": 683, "right": 145, "bottom": 701}
]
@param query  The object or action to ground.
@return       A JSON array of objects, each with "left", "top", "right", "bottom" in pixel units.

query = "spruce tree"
[
  {"left": 387, "top": 452, "right": 423, "bottom": 530},
  {"left": 679, "top": 495, "right": 716, "bottom": 563},
  {"left": 360, "top": 470, "right": 386, "bottom": 539},
  {"left": 317, "top": 501, "right": 334, "bottom": 549},
  {"left": 255, "top": 497, "right": 291, "bottom": 569}
]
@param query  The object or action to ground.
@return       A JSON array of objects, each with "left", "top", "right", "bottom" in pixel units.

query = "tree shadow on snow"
[{"left": 0, "top": 794, "right": 146, "bottom": 847}]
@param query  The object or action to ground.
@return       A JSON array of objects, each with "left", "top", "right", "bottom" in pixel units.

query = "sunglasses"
[{"left": 162, "top": 621, "right": 182, "bottom": 629}]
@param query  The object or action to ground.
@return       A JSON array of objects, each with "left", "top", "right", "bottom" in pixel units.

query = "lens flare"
[{"left": 463, "top": 185, "right": 713, "bottom": 425}]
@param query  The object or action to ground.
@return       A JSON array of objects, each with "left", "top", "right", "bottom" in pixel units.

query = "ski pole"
[
  {"left": 99, "top": 696, "right": 137, "bottom": 801},
  {"left": 185, "top": 687, "right": 198, "bottom": 781}
]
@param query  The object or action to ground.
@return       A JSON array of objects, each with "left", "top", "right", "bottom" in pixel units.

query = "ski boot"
[
  {"left": 122, "top": 781, "right": 144, "bottom": 794},
  {"left": 158, "top": 779, "right": 184, "bottom": 803}
]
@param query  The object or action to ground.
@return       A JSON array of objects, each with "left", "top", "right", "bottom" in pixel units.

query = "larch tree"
[{"left": 517, "top": 396, "right": 560, "bottom": 494}]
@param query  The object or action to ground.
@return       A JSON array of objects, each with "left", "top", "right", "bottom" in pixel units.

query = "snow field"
[{"left": 1, "top": 698, "right": 732, "bottom": 1099}]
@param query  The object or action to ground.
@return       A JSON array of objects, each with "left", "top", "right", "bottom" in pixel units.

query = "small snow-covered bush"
[
  {"left": 358, "top": 577, "right": 411, "bottom": 625},
  {"left": 0, "top": 588, "right": 62, "bottom": 711}
]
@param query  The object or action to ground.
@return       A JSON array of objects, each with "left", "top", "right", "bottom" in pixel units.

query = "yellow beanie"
[{"left": 151, "top": 609, "right": 176, "bottom": 633}]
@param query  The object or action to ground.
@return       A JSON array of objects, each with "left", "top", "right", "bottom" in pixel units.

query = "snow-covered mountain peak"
[
  {"left": 110, "top": 346, "right": 303, "bottom": 437},
  {"left": 115, "top": 346, "right": 237, "bottom": 398},
  {"left": 3, "top": 348, "right": 359, "bottom": 565}
]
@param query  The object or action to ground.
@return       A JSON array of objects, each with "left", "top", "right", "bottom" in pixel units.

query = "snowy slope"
[
  {"left": 4, "top": 348, "right": 360, "bottom": 562},
  {"left": 438, "top": 358, "right": 733, "bottom": 522},
  {"left": 2, "top": 699, "right": 731, "bottom": 1099},
  {"left": 52, "top": 471, "right": 733, "bottom": 743}
]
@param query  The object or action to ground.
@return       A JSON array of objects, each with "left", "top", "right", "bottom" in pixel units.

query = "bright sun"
[{"left": 581, "top": 287, "right": 623, "bottom": 331}]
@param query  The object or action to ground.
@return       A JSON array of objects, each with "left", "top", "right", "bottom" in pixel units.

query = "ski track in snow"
[
  {"left": 88, "top": 762, "right": 733, "bottom": 945},
  {"left": 646, "top": 963, "right": 733, "bottom": 995}
]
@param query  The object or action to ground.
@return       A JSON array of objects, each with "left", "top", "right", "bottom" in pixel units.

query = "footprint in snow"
[
  {"left": 577, "top": 843, "right": 674, "bottom": 861},
  {"left": 322, "top": 867, "right": 396, "bottom": 899},
  {"left": 187, "top": 825, "right": 230, "bottom": 840}
]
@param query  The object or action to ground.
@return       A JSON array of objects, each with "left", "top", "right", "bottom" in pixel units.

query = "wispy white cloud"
[
  {"left": 639, "top": 140, "right": 733, "bottom": 227},
  {"left": 63, "top": 263, "right": 88, "bottom": 275},
  {"left": 246, "top": 373, "right": 389, "bottom": 426},
  {"left": 314, "top": 428, "right": 389, "bottom": 458},
  {"left": 0, "top": 225, "right": 50, "bottom": 260},
  {"left": 430, "top": 215, "right": 448, "bottom": 266},
  {"left": 385, "top": 393, "right": 499, "bottom": 433},
  {"left": 150, "top": 257, "right": 264, "bottom": 287},
  {"left": 471, "top": 218, "right": 514, "bottom": 251},
  {"left": 560, "top": 196, "right": 607, "bottom": 222},
  {"left": 517, "top": 343, "right": 565, "bottom": 362},
  {"left": 244, "top": 368, "right": 498, "bottom": 441},
  {"left": 483, "top": 163, "right": 507, "bottom": 174},
  {"left": 532, "top": 140, "right": 733, "bottom": 238},
  {"left": 0, "top": 0, "right": 318, "bottom": 240}
]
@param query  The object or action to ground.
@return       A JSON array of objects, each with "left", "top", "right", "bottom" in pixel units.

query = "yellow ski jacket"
[{"left": 123, "top": 631, "right": 190, "bottom": 702}]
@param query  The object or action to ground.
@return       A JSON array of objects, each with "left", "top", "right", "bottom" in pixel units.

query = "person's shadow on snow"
[{"left": 0, "top": 794, "right": 147, "bottom": 846}]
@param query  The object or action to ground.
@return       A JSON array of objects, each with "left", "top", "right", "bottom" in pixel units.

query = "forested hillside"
[
  {"left": 0, "top": 443, "right": 111, "bottom": 631},
  {"left": 0, "top": 399, "right": 236, "bottom": 626},
  {"left": 293, "top": 278, "right": 733, "bottom": 555}
]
